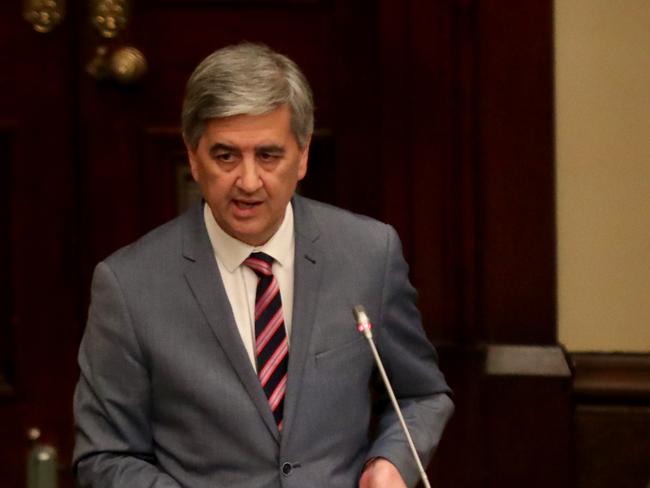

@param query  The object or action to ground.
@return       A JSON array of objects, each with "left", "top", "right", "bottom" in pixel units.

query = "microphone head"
[
  {"left": 353, "top": 305, "right": 368, "bottom": 324},
  {"left": 353, "top": 305, "right": 372, "bottom": 336}
]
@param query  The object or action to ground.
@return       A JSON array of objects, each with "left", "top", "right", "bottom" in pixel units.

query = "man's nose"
[{"left": 236, "top": 158, "right": 263, "bottom": 193}]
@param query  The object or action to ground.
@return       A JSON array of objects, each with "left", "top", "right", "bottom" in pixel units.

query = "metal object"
[
  {"left": 91, "top": 0, "right": 129, "bottom": 38},
  {"left": 23, "top": 0, "right": 65, "bottom": 33},
  {"left": 353, "top": 305, "right": 432, "bottom": 488},
  {"left": 26, "top": 428, "right": 58, "bottom": 488},
  {"left": 86, "top": 45, "right": 111, "bottom": 81},
  {"left": 87, "top": 46, "right": 147, "bottom": 84},
  {"left": 110, "top": 46, "right": 147, "bottom": 84}
]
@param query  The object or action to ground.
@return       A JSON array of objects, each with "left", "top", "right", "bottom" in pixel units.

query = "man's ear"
[{"left": 298, "top": 135, "right": 311, "bottom": 181}]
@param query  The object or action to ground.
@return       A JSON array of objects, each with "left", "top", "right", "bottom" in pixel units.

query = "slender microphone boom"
[{"left": 353, "top": 305, "right": 432, "bottom": 488}]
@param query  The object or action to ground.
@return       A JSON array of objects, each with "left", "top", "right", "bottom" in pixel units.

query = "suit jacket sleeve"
[
  {"left": 364, "top": 225, "right": 454, "bottom": 487},
  {"left": 73, "top": 261, "right": 182, "bottom": 488}
]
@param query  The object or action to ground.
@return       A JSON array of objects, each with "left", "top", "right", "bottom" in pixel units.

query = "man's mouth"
[{"left": 233, "top": 199, "right": 261, "bottom": 210}]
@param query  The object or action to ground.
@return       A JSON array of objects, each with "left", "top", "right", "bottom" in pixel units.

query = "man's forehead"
[
  {"left": 204, "top": 105, "right": 291, "bottom": 130},
  {"left": 199, "top": 107, "right": 297, "bottom": 149},
  {"left": 207, "top": 141, "right": 286, "bottom": 152}
]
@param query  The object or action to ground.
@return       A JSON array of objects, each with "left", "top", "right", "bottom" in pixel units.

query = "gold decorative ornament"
[
  {"left": 86, "top": 45, "right": 111, "bottom": 81},
  {"left": 87, "top": 46, "right": 148, "bottom": 84},
  {"left": 91, "top": 0, "right": 129, "bottom": 39},
  {"left": 23, "top": 0, "right": 65, "bottom": 33},
  {"left": 109, "top": 46, "right": 148, "bottom": 84}
]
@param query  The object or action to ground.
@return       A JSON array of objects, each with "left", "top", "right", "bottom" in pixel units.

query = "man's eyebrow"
[
  {"left": 256, "top": 144, "right": 285, "bottom": 153},
  {"left": 208, "top": 143, "right": 238, "bottom": 154}
]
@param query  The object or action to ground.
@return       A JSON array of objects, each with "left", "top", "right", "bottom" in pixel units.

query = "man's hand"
[{"left": 359, "top": 458, "right": 408, "bottom": 488}]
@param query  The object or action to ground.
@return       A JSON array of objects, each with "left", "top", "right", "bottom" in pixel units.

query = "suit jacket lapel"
[
  {"left": 281, "top": 196, "right": 323, "bottom": 443},
  {"left": 180, "top": 204, "right": 280, "bottom": 442}
]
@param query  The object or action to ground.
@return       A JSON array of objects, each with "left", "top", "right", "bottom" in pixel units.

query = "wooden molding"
[
  {"left": 141, "top": 0, "right": 328, "bottom": 6},
  {"left": 0, "top": 127, "right": 13, "bottom": 399},
  {"left": 485, "top": 344, "right": 571, "bottom": 377},
  {"left": 571, "top": 353, "right": 650, "bottom": 402}
]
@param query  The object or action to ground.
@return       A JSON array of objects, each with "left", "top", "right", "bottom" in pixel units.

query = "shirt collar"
[{"left": 203, "top": 202, "right": 294, "bottom": 273}]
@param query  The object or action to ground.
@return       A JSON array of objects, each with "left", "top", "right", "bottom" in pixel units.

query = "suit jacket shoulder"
[
  {"left": 292, "top": 195, "right": 395, "bottom": 261},
  {"left": 294, "top": 195, "right": 388, "bottom": 233}
]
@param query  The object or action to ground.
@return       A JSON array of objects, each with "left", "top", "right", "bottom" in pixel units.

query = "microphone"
[{"left": 353, "top": 305, "right": 432, "bottom": 488}]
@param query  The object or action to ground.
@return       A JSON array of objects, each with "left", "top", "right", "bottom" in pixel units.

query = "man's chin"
[{"left": 227, "top": 224, "right": 270, "bottom": 247}]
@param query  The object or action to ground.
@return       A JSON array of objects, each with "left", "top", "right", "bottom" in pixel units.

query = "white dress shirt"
[{"left": 203, "top": 203, "right": 295, "bottom": 370}]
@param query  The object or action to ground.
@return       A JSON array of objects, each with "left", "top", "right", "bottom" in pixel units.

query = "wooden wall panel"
[
  {"left": 430, "top": 345, "right": 487, "bottom": 487},
  {"left": 447, "top": 0, "right": 482, "bottom": 344},
  {"left": 325, "top": 0, "right": 382, "bottom": 218},
  {"left": 376, "top": 1, "right": 569, "bottom": 486},
  {"left": 486, "top": 375, "right": 573, "bottom": 487},
  {"left": 573, "top": 353, "right": 650, "bottom": 488},
  {"left": 141, "top": 128, "right": 189, "bottom": 231},
  {"left": 575, "top": 405, "right": 650, "bottom": 488},
  {"left": 0, "top": 2, "right": 79, "bottom": 484},
  {"left": 404, "top": 0, "right": 456, "bottom": 342},
  {"left": 484, "top": 346, "right": 573, "bottom": 487},
  {"left": 477, "top": 0, "right": 556, "bottom": 344},
  {"left": 0, "top": 127, "right": 13, "bottom": 396},
  {"left": 379, "top": 0, "right": 459, "bottom": 343},
  {"left": 379, "top": 0, "right": 556, "bottom": 346}
]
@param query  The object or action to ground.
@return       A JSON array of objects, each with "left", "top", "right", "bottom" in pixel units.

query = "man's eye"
[
  {"left": 259, "top": 152, "right": 279, "bottom": 162},
  {"left": 215, "top": 153, "right": 234, "bottom": 162}
]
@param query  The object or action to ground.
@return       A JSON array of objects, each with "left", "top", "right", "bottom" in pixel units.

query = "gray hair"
[{"left": 182, "top": 43, "right": 314, "bottom": 150}]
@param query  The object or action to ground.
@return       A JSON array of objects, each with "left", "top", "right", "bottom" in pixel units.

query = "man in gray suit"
[{"left": 73, "top": 43, "right": 453, "bottom": 487}]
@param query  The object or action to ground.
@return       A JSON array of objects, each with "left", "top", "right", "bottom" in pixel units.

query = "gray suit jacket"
[{"left": 73, "top": 195, "right": 453, "bottom": 488}]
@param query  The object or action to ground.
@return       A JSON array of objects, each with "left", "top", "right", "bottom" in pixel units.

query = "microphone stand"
[{"left": 353, "top": 305, "right": 432, "bottom": 488}]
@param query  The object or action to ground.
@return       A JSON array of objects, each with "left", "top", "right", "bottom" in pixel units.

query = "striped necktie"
[{"left": 244, "top": 252, "right": 288, "bottom": 429}]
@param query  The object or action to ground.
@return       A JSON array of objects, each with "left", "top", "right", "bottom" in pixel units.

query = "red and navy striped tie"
[{"left": 244, "top": 252, "right": 288, "bottom": 429}]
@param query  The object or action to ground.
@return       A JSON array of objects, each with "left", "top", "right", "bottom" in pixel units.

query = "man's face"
[{"left": 187, "top": 105, "right": 309, "bottom": 246}]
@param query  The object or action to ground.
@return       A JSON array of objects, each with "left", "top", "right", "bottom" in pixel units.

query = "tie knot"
[{"left": 244, "top": 252, "right": 274, "bottom": 277}]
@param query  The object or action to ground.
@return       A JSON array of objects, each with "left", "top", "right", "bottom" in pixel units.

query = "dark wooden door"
[{"left": 1, "top": 0, "right": 381, "bottom": 486}]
